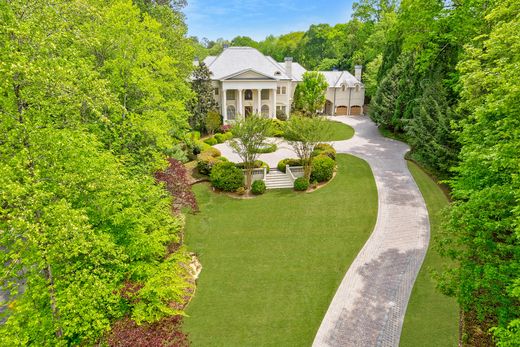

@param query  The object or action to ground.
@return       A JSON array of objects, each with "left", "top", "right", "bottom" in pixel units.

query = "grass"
[
  {"left": 321, "top": 120, "right": 354, "bottom": 141},
  {"left": 184, "top": 154, "right": 377, "bottom": 346},
  {"left": 400, "top": 161, "right": 458, "bottom": 346}
]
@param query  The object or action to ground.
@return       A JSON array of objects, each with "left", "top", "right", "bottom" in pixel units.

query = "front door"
[{"left": 245, "top": 106, "right": 253, "bottom": 117}]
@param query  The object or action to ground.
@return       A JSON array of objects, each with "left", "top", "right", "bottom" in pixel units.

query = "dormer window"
[
  {"left": 355, "top": 84, "right": 360, "bottom": 92},
  {"left": 341, "top": 84, "right": 346, "bottom": 92}
]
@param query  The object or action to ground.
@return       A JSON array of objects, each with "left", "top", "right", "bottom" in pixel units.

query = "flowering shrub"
[
  {"left": 220, "top": 124, "right": 232, "bottom": 133},
  {"left": 155, "top": 158, "right": 198, "bottom": 213}
]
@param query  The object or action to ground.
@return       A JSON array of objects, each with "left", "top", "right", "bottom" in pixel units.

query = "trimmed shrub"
[
  {"left": 254, "top": 143, "right": 277, "bottom": 154},
  {"left": 214, "top": 133, "right": 225, "bottom": 143},
  {"left": 294, "top": 177, "right": 309, "bottom": 191},
  {"left": 197, "top": 154, "right": 226, "bottom": 175},
  {"left": 277, "top": 158, "right": 303, "bottom": 173},
  {"left": 190, "top": 131, "right": 201, "bottom": 140},
  {"left": 210, "top": 161, "right": 244, "bottom": 192},
  {"left": 311, "top": 155, "right": 335, "bottom": 182},
  {"left": 251, "top": 180, "right": 266, "bottom": 195},
  {"left": 203, "top": 137, "right": 218, "bottom": 146},
  {"left": 198, "top": 147, "right": 220, "bottom": 158},
  {"left": 312, "top": 143, "right": 336, "bottom": 160}
]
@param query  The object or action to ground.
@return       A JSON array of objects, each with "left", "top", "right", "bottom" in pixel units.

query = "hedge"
[
  {"left": 294, "top": 177, "right": 309, "bottom": 191},
  {"left": 251, "top": 180, "right": 266, "bottom": 195},
  {"left": 277, "top": 158, "right": 303, "bottom": 172},
  {"left": 312, "top": 143, "right": 336, "bottom": 160},
  {"left": 210, "top": 161, "right": 244, "bottom": 192}
]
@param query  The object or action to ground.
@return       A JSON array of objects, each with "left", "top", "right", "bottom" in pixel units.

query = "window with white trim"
[
  {"left": 226, "top": 90, "right": 235, "bottom": 100},
  {"left": 214, "top": 88, "right": 219, "bottom": 95},
  {"left": 227, "top": 105, "right": 236, "bottom": 120},
  {"left": 282, "top": 86, "right": 287, "bottom": 94},
  {"left": 261, "top": 89, "right": 269, "bottom": 100},
  {"left": 245, "top": 89, "right": 253, "bottom": 100},
  {"left": 261, "top": 105, "right": 269, "bottom": 117}
]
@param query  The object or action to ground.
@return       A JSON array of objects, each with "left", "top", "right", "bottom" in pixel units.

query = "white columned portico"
[
  {"left": 222, "top": 88, "right": 227, "bottom": 121},
  {"left": 272, "top": 88, "right": 277, "bottom": 118},
  {"left": 257, "top": 89, "right": 261, "bottom": 115},
  {"left": 238, "top": 89, "right": 243, "bottom": 118}
]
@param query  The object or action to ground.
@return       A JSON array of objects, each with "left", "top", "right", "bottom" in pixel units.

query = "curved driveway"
[{"left": 312, "top": 116, "right": 430, "bottom": 346}]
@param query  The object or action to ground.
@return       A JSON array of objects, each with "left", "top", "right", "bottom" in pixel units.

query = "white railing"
[
  {"left": 286, "top": 165, "right": 304, "bottom": 182},
  {"left": 244, "top": 168, "right": 267, "bottom": 182}
]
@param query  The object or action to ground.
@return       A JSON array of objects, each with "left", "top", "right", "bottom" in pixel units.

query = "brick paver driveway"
[{"left": 312, "top": 116, "right": 430, "bottom": 347}]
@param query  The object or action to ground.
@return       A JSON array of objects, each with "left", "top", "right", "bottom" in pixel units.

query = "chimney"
[
  {"left": 354, "top": 65, "right": 362, "bottom": 81},
  {"left": 193, "top": 56, "right": 199, "bottom": 66},
  {"left": 284, "top": 57, "right": 293, "bottom": 78}
]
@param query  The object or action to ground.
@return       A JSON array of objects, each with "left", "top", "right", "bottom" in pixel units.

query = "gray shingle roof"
[
  {"left": 204, "top": 47, "right": 292, "bottom": 80},
  {"left": 320, "top": 71, "right": 361, "bottom": 88}
]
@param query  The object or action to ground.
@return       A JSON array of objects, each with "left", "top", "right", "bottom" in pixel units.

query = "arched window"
[
  {"left": 227, "top": 105, "right": 236, "bottom": 120},
  {"left": 261, "top": 105, "right": 269, "bottom": 118},
  {"left": 355, "top": 84, "right": 360, "bottom": 92},
  {"left": 342, "top": 84, "right": 346, "bottom": 92},
  {"left": 244, "top": 89, "right": 253, "bottom": 100}
]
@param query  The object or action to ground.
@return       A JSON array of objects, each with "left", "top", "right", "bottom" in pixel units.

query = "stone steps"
[{"left": 265, "top": 169, "right": 293, "bottom": 189}]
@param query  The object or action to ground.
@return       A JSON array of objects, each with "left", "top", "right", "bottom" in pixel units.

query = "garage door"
[
  {"left": 350, "top": 106, "right": 362, "bottom": 115},
  {"left": 336, "top": 106, "right": 348, "bottom": 115}
]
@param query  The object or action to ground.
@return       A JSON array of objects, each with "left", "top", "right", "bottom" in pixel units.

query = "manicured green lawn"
[
  {"left": 400, "top": 162, "right": 458, "bottom": 346},
  {"left": 322, "top": 120, "right": 354, "bottom": 141},
  {"left": 184, "top": 154, "right": 377, "bottom": 346}
]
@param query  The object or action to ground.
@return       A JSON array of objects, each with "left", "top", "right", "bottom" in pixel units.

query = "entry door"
[{"left": 245, "top": 106, "right": 253, "bottom": 117}]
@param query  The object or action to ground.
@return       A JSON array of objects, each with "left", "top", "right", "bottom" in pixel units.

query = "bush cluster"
[
  {"left": 210, "top": 161, "right": 244, "bottom": 192},
  {"left": 196, "top": 147, "right": 225, "bottom": 176},
  {"left": 312, "top": 143, "right": 336, "bottom": 160},
  {"left": 203, "top": 131, "right": 233, "bottom": 146},
  {"left": 254, "top": 143, "right": 277, "bottom": 154},
  {"left": 294, "top": 177, "right": 309, "bottom": 191},
  {"left": 277, "top": 158, "right": 303, "bottom": 172},
  {"left": 310, "top": 155, "right": 335, "bottom": 182},
  {"left": 251, "top": 180, "right": 266, "bottom": 195},
  {"left": 203, "top": 137, "right": 218, "bottom": 146}
]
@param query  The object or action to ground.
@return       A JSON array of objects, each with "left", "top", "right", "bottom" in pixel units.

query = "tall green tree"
[
  {"left": 292, "top": 72, "right": 328, "bottom": 116},
  {"left": 188, "top": 62, "right": 218, "bottom": 132}
]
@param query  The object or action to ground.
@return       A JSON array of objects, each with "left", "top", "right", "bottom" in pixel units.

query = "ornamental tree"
[
  {"left": 228, "top": 115, "right": 272, "bottom": 190},
  {"left": 283, "top": 116, "right": 331, "bottom": 179}
]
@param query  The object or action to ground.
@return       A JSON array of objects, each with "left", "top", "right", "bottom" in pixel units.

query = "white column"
[
  {"left": 272, "top": 88, "right": 277, "bottom": 118},
  {"left": 238, "top": 89, "right": 243, "bottom": 119},
  {"left": 257, "top": 89, "right": 261, "bottom": 115},
  {"left": 222, "top": 88, "right": 227, "bottom": 122}
]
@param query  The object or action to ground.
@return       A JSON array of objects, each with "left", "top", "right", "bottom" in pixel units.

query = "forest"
[{"left": 1, "top": 0, "right": 519, "bottom": 345}]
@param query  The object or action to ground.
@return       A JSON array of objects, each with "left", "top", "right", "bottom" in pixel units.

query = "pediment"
[{"left": 221, "top": 69, "right": 275, "bottom": 81}]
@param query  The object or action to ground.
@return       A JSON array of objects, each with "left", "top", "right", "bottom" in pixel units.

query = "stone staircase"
[{"left": 265, "top": 168, "right": 294, "bottom": 189}]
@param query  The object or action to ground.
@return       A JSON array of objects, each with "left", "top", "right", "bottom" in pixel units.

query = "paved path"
[{"left": 312, "top": 116, "right": 430, "bottom": 347}]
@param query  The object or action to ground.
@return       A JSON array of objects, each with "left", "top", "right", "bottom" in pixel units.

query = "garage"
[
  {"left": 350, "top": 106, "right": 362, "bottom": 115},
  {"left": 335, "top": 106, "right": 348, "bottom": 115}
]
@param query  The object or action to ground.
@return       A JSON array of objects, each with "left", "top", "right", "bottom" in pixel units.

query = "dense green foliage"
[
  {"left": 277, "top": 158, "right": 303, "bottom": 173},
  {"left": 209, "top": 161, "right": 244, "bottom": 192},
  {"left": 293, "top": 177, "right": 310, "bottom": 191},
  {"left": 185, "top": 155, "right": 378, "bottom": 346},
  {"left": 0, "top": 0, "right": 194, "bottom": 344},
  {"left": 312, "top": 143, "right": 337, "bottom": 160},
  {"left": 251, "top": 180, "right": 266, "bottom": 195},
  {"left": 188, "top": 63, "right": 218, "bottom": 133},
  {"left": 311, "top": 155, "right": 335, "bottom": 183},
  {"left": 292, "top": 72, "right": 328, "bottom": 115}
]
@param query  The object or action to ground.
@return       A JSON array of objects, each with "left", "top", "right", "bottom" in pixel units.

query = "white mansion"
[{"left": 196, "top": 47, "right": 365, "bottom": 122}]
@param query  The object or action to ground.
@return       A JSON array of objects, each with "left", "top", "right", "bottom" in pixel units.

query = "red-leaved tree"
[{"left": 155, "top": 158, "right": 198, "bottom": 213}]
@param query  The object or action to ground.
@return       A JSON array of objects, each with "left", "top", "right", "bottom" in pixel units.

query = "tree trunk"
[{"left": 245, "top": 167, "right": 253, "bottom": 190}]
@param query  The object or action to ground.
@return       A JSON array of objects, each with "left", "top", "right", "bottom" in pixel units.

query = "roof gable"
[{"left": 222, "top": 69, "right": 276, "bottom": 80}]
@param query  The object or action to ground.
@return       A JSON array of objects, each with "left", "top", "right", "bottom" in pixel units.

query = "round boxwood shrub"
[
  {"left": 210, "top": 161, "right": 244, "bottom": 192},
  {"left": 251, "top": 180, "right": 266, "bottom": 195},
  {"left": 294, "top": 177, "right": 309, "bottom": 191},
  {"left": 310, "top": 155, "right": 335, "bottom": 182},
  {"left": 312, "top": 143, "right": 336, "bottom": 160},
  {"left": 277, "top": 158, "right": 303, "bottom": 172},
  {"left": 235, "top": 160, "right": 270, "bottom": 174},
  {"left": 203, "top": 137, "right": 218, "bottom": 146},
  {"left": 254, "top": 143, "right": 277, "bottom": 154}
]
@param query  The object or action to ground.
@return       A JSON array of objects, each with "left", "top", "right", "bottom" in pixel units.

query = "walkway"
[{"left": 312, "top": 116, "right": 430, "bottom": 346}]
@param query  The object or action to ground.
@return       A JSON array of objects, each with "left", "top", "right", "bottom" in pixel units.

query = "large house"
[{"left": 196, "top": 47, "right": 365, "bottom": 122}]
